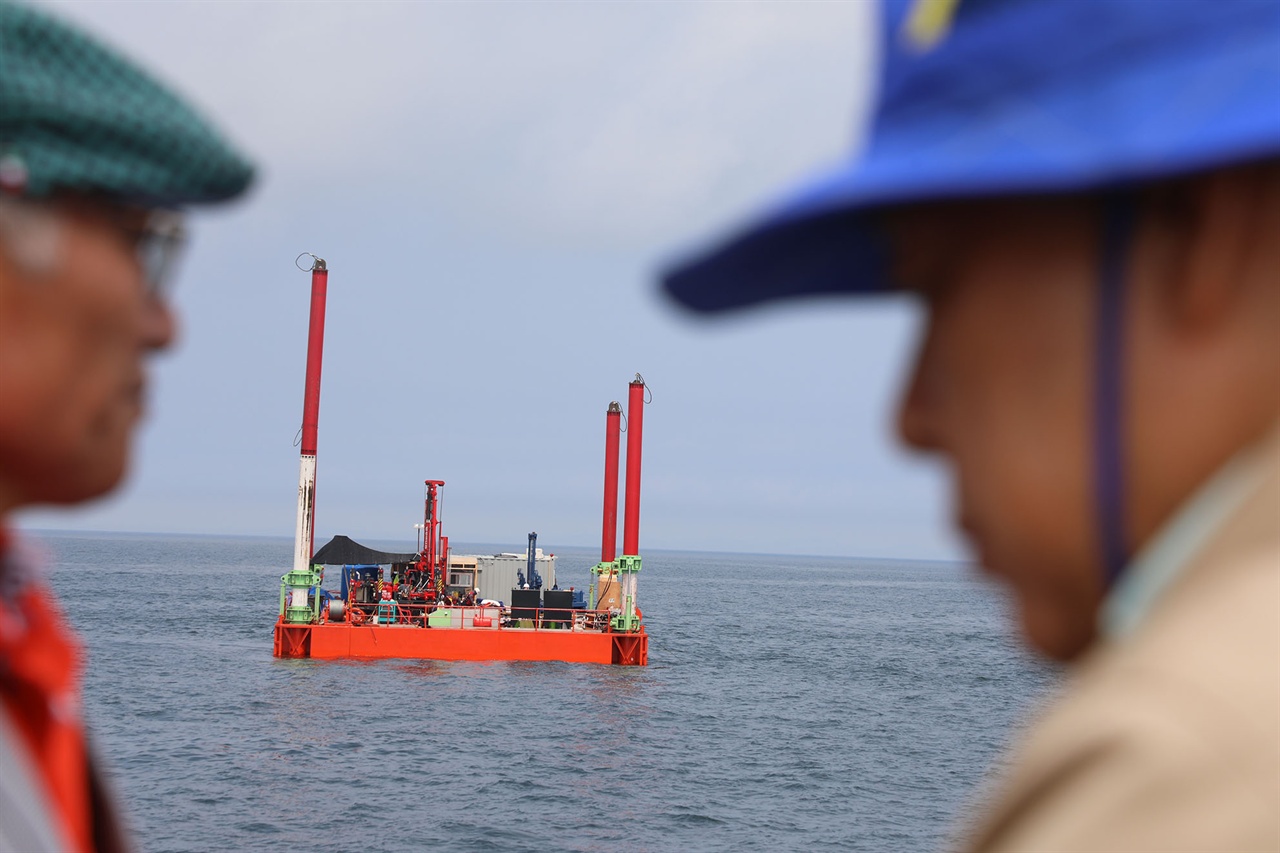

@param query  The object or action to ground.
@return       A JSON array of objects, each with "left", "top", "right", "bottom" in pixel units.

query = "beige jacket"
[{"left": 963, "top": 435, "right": 1280, "bottom": 853}]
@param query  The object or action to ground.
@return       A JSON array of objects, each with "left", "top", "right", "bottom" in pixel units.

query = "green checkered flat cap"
[{"left": 0, "top": 1, "right": 253, "bottom": 206}]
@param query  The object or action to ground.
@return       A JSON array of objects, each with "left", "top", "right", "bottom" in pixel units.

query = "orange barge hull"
[{"left": 273, "top": 621, "right": 649, "bottom": 666}]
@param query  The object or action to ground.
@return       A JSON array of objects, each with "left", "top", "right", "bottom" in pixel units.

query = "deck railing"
[{"left": 327, "top": 602, "right": 630, "bottom": 633}]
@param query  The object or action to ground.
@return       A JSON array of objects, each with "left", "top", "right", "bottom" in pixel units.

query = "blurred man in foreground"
[
  {"left": 0, "top": 3, "right": 253, "bottom": 850},
  {"left": 663, "top": 0, "right": 1278, "bottom": 849}
]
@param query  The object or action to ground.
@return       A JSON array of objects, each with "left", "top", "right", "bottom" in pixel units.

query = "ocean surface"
[{"left": 37, "top": 531, "right": 1058, "bottom": 853}]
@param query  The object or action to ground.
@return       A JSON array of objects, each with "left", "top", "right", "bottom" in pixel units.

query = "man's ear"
[{"left": 1150, "top": 166, "right": 1262, "bottom": 335}]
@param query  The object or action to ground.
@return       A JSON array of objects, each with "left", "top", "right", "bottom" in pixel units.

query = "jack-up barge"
[{"left": 272, "top": 256, "right": 649, "bottom": 665}]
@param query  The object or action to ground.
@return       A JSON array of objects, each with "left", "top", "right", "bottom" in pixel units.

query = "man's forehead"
[
  {"left": 887, "top": 194, "right": 1095, "bottom": 292},
  {"left": 54, "top": 194, "right": 162, "bottom": 225}
]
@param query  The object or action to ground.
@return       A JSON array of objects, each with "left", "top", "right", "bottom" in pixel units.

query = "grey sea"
[{"left": 38, "top": 531, "right": 1058, "bottom": 853}]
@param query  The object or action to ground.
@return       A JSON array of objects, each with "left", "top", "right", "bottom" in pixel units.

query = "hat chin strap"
[{"left": 1096, "top": 192, "right": 1137, "bottom": 587}]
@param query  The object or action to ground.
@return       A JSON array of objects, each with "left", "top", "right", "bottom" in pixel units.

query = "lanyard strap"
[{"left": 1096, "top": 192, "right": 1136, "bottom": 586}]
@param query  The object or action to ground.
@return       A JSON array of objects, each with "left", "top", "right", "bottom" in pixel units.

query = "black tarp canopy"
[{"left": 310, "top": 535, "right": 417, "bottom": 566}]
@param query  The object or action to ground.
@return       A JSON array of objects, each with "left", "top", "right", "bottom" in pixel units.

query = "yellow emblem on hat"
[{"left": 903, "top": 0, "right": 963, "bottom": 52}]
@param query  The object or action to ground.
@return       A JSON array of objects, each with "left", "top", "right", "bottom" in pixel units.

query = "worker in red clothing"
[{"left": 0, "top": 3, "right": 254, "bottom": 850}]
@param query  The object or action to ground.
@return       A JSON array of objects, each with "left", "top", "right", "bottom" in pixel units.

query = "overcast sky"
[{"left": 20, "top": 0, "right": 964, "bottom": 561}]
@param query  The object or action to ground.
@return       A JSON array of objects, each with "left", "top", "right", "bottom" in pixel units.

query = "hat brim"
[{"left": 660, "top": 0, "right": 1280, "bottom": 314}]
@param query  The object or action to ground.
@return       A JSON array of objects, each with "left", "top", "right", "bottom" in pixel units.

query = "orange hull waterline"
[
  {"left": 274, "top": 622, "right": 649, "bottom": 666},
  {"left": 272, "top": 258, "right": 650, "bottom": 666}
]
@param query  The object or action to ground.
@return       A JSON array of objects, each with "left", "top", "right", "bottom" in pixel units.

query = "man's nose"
[
  {"left": 896, "top": 323, "right": 942, "bottom": 453},
  {"left": 141, "top": 295, "right": 177, "bottom": 352}
]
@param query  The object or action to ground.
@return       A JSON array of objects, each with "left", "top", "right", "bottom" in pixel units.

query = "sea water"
[{"left": 38, "top": 532, "right": 1057, "bottom": 852}]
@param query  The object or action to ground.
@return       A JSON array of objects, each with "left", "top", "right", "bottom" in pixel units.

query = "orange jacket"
[{"left": 0, "top": 530, "right": 92, "bottom": 853}]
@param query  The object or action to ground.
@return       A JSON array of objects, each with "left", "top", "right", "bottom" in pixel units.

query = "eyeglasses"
[
  {"left": 0, "top": 197, "right": 189, "bottom": 299},
  {"left": 57, "top": 199, "right": 188, "bottom": 301},
  {"left": 121, "top": 208, "right": 188, "bottom": 301}
]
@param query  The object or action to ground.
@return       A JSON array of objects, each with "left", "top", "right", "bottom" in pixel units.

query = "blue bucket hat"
[{"left": 661, "top": 0, "right": 1280, "bottom": 313}]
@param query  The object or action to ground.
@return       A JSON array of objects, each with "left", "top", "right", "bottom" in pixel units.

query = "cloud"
[
  {"left": 47, "top": 1, "right": 877, "bottom": 248},
  {"left": 24, "top": 0, "right": 960, "bottom": 561}
]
